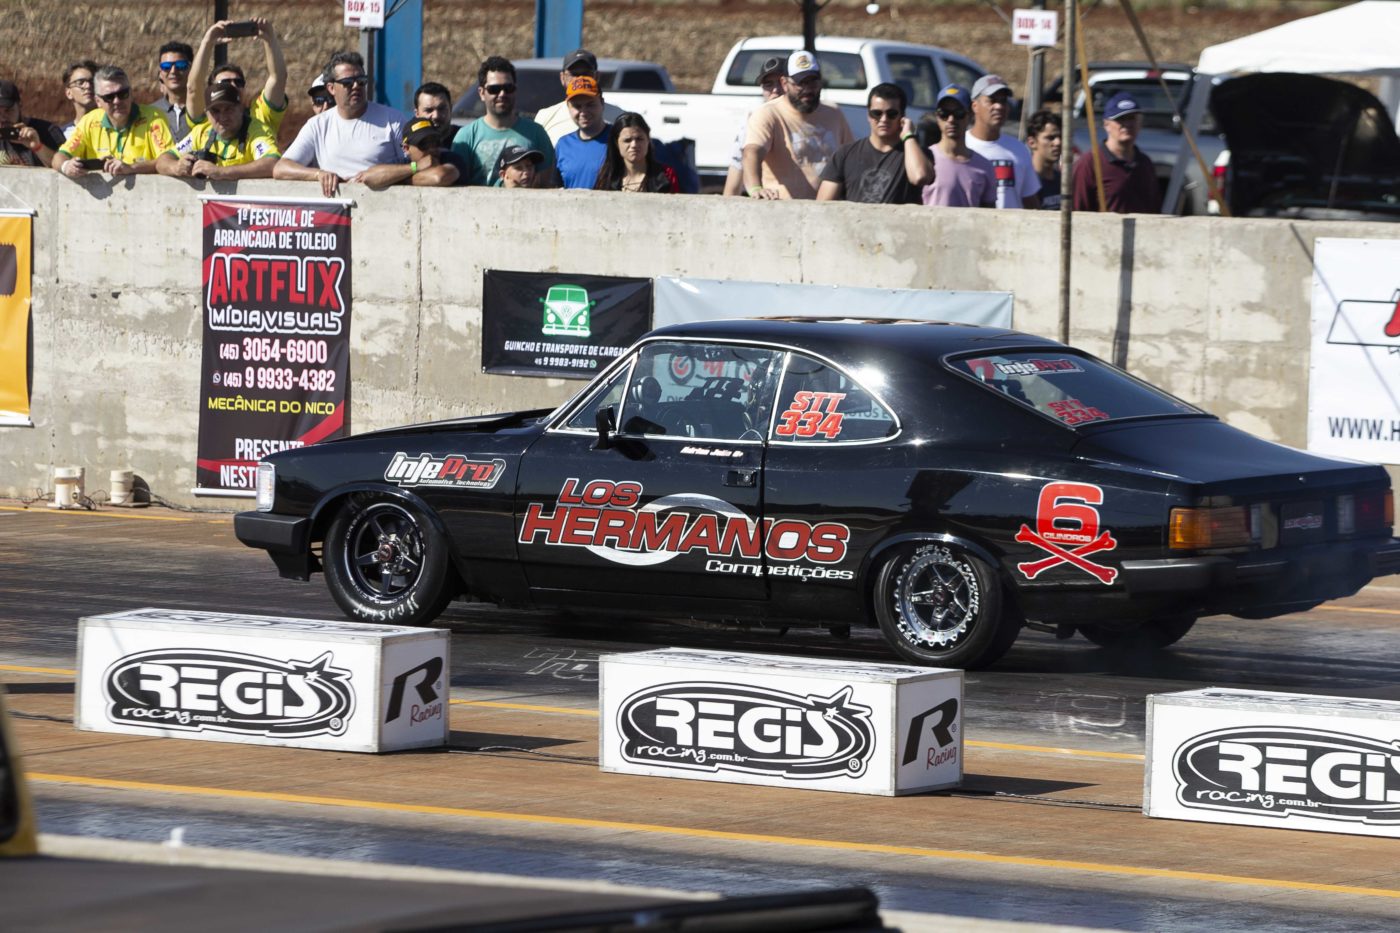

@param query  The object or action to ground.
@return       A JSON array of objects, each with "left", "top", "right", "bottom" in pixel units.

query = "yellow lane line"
[
  {"left": 452, "top": 699, "right": 597, "bottom": 717},
  {"left": 0, "top": 505, "right": 215, "bottom": 523},
  {"left": 0, "top": 664, "right": 77, "bottom": 677},
  {"left": 26, "top": 771, "right": 1400, "bottom": 901},
  {"left": 1329, "top": 606, "right": 1400, "bottom": 617}
]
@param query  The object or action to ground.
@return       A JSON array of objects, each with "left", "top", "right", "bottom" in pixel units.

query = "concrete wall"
[{"left": 2, "top": 171, "right": 1396, "bottom": 508}]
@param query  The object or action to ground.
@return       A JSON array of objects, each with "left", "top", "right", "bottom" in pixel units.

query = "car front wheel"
[
  {"left": 323, "top": 495, "right": 456, "bottom": 626},
  {"left": 873, "top": 543, "right": 1017, "bottom": 669}
]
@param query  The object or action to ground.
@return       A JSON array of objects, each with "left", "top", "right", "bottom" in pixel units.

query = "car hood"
[
  {"left": 1073, "top": 419, "right": 1386, "bottom": 494},
  {"left": 343, "top": 408, "right": 554, "bottom": 441},
  {"left": 1210, "top": 73, "right": 1400, "bottom": 219}
]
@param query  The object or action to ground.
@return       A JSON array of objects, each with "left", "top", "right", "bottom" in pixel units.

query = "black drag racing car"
[{"left": 236, "top": 318, "right": 1400, "bottom": 668}]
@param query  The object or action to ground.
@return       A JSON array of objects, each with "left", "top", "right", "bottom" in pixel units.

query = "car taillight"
[
  {"left": 1170, "top": 506, "right": 1251, "bottom": 550},
  {"left": 1352, "top": 490, "right": 1393, "bottom": 533}
]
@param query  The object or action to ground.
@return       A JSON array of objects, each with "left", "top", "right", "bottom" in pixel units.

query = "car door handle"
[{"left": 724, "top": 468, "right": 757, "bottom": 488}]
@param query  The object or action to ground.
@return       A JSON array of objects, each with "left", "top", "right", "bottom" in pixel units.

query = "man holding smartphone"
[
  {"left": 53, "top": 66, "right": 181, "bottom": 178},
  {"left": 0, "top": 80, "right": 65, "bottom": 168},
  {"left": 186, "top": 19, "right": 289, "bottom": 138}
]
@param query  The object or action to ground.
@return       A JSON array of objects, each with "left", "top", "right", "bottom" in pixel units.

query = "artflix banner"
[
  {"left": 0, "top": 213, "right": 33, "bottom": 427},
  {"left": 482, "top": 270, "right": 652, "bottom": 378},
  {"left": 1307, "top": 238, "right": 1400, "bottom": 465},
  {"left": 196, "top": 197, "right": 353, "bottom": 495}
]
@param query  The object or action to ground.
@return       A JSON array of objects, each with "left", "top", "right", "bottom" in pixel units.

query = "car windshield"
[
  {"left": 952, "top": 351, "right": 1201, "bottom": 426},
  {"left": 724, "top": 50, "right": 867, "bottom": 91}
]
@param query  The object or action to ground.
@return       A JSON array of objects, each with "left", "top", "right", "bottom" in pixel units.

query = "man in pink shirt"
[{"left": 742, "top": 50, "right": 853, "bottom": 200}]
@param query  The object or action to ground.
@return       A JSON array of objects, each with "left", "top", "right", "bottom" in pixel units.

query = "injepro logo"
[
  {"left": 616, "top": 681, "right": 875, "bottom": 780},
  {"left": 1174, "top": 727, "right": 1400, "bottom": 824},
  {"left": 103, "top": 649, "right": 355, "bottom": 738}
]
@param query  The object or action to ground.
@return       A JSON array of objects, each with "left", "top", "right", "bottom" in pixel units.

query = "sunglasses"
[
  {"left": 217, "top": 77, "right": 247, "bottom": 89},
  {"left": 484, "top": 83, "right": 516, "bottom": 95},
  {"left": 97, "top": 87, "right": 132, "bottom": 104},
  {"left": 936, "top": 108, "right": 967, "bottom": 121},
  {"left": 159, "top": 60, "right": 191, "bottom": 73},
  {"left": 67, "top": 78, "right": 94, "bottom": 88},
  {"left": 868, "top": 108, "right": 903, "bottom": 121},
  {"left": 331, "top": 76, "right": 369, "bottom": 89},
  {"left": 310, "top": 96, "right": 333, "bottom": 108}
]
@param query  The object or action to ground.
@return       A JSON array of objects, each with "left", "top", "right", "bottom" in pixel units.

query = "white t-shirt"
[
  {"left": 283, "top": 101, "right": 407, "bottom": 178},
  {"left": 965, "top": 131, "right": 1039, "bottom": 209},
  {"left": 727, "top": 106, "right": 764, "bottom": 171}
]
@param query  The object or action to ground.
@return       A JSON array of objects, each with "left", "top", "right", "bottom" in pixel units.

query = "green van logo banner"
[{"left": 482, "top": 270, "right": 651, "bottom": 378}]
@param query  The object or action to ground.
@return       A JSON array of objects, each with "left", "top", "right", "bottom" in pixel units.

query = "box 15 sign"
[{"left": 1012, "top": 9, "right": 1059, "bottom": 47}]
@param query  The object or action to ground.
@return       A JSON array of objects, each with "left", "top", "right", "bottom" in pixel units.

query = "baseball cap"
[
  {"left": 205, "top": 82, "right": 242, "bottom": 106},
  {"left": 307, "top": 74, "right": 327, "bottom": 97},
  {"left": 757, "top": 55, "right": 786, "bottom": 82},
  {"left": 1103, "top": 91, "right": 1142, "bottom": 121},
  {"left": 497, "top": 144, "right": 543, "bottom": 169},
  {"left": 936, "top": 85, "right": 971, "bottom": 110},
  {"left": 566, "top": 75, "right": 600, "bottom": 100},
  {"left": 562, "top": 49, "right": 598, "bottom": 73},
  {"left": 970, "top": 74, "right": 1011, "bottom": 99},
  {"left": 0, "top": 79, "right": 19, "bottom": 106},
  {"left": 404, "top": 118, "right": 444, "bottom": 148},
  {"left": 786, "top": 50, "right": 820, "bottom": 80}
]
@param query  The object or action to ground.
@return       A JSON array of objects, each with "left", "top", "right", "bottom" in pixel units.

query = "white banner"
[
  {"left": 1307, "top": 238, "right": 1400, "bottom": 464},
  {"left": 654, "top": 277, "right": 1013, "bottom": 330}
]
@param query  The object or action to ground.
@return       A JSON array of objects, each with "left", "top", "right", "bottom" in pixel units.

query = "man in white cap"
[
  {"left": 742, "top": 50, "right": 852, "bottom": 200},
  {"left": 965, "top": 74, "right": 1040, "bottom": 209}
]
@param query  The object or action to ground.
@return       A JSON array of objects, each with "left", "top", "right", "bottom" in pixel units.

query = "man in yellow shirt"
[
  {"left": 171, "top": 83, "right": 279, "bottom": 180},
  {"left": 53, "top": 65, "right": 179, "bottom": 178},
  {"left": 186, "top": 18, "right": 288, "bottom": 138}
]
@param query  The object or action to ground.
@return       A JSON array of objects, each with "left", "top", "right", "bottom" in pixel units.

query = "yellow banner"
[{"left": 0, "top": 214, "right": 31, "bottom": 425}]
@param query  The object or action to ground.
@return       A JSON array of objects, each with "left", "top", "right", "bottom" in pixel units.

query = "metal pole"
[
  {"left": 802, "top": 0, "right": 818, "bottom": 54},
  {"left": 213, "top": 0, "right": 228, "bottom": 68},
  {"left": 1026, "top": 0, "right": 1046, "bottom": 116},
  {"left": 1057, "top": 0, "right": 1075, "bottom": 345}
]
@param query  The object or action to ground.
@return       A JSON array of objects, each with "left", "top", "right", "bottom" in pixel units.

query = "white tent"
[{"left": 1197, "top": 1, "right": 1400, "bottom": 124}]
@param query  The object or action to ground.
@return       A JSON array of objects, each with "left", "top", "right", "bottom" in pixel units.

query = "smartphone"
[
  {"left": 223, "top": 20, "right": 258, "bottom": 38},
  {"left": 0, "top": 126, "right": 18, "bottom": 141},
  {"left": 78, "top": 158, "right": 107, "bottom": 170}
]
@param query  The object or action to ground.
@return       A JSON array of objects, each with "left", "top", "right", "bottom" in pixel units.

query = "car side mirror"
[{"left": 594, "top": 405, "right": 616, "bottom": 450}]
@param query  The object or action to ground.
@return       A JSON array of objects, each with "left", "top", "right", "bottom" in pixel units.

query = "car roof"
[
  {"left": 737, "top": 35, "right": 966, "bottom": 58},
  {"left": 646, "top": 317, "right": 1058, "bottom": 361},
  {"left": 497, "top": 57, "right": 664, "bottom": 72}
]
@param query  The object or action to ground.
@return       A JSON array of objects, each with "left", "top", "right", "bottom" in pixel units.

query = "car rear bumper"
[
  {"left": 1120, "top": 537, "right": 1400, "bottom": 598},
  {"left": 233, "top": 511, "right": 315, "bottom": 580}
]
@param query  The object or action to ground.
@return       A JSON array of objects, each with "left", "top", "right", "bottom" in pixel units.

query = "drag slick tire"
[
  {"left": 323, "top": 495, "right": 456, "bottom": 626},
  {"left": 874, "top": 543, "right": 1017, "bottom": 669},
  {"left": 1079, "top": 615, "right": 1197, "bottom": 649}
]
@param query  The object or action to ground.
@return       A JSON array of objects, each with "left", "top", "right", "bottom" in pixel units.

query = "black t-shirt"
[
  {"left": 439, "top": 149, "right": 472, "bottom": 186},
  {"left": 1038, "top": 169, "right": 1062, "bottom": 210},
  {"left": 820, "top": 138, "right": 922, "bottom": 205}
]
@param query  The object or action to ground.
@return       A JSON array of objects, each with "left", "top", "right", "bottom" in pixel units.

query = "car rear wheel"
[
  {"left": 323, "top": 496, "right": 456, "bottom": 626},
  {"left": 873, "top": 544, "right": 1017, "bottom": 669},
  {"left": 1079, "top": 615, "right": 1197, "bottom": 648}
]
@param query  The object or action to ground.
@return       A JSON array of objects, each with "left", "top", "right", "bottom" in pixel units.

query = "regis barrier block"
[
  {"left": 600, "top": 648, "right": 962, "bottom": 796},
  {"left": 76, "top": 608, "right": 448, "bottom": 753},
  {"left": 1146, "top": 688, "right": 1400, "bottom": 838}
]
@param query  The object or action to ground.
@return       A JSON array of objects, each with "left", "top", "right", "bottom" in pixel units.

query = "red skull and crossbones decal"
[{"left": 1016, "top": 482, "right": 1118, "bottom": 585}]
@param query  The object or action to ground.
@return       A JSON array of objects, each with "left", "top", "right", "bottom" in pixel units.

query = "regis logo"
[
  {"left": 1174, "top": 727, "right": 1400, "bottom": 824},
  {"left": 616, "top": 682, "right": 875, "bottom": 779},
  {"left": 519, "top": 478, "right": 849, "bottom": 567},
  {"left": 104, "top": 649, "right": 355, "bottom": 738}
]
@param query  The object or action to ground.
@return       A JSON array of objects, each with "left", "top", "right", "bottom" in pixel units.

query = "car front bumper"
[{"left": 233, "top": 511, "right": 315, "bottom": 580}]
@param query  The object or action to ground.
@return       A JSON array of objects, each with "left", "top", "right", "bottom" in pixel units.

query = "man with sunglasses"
[
  {"left": 185, "top": 19, "right": 290, "bottom": 138},
  {"left": 534, "top": 49, "right": 623, "bottom": 146},
  {"left": 722, "top": 55, "right": 786, "bottom": 197},
  {"left": 54, "top": 65, "right": 180, "bottom": 178},
  {"left": 450, "top": 56, "right": 555, "bottom": 187},
  {"left": 1071, "top": 92, "right": 1159, "bottom": 214},
  {"left": 965, "top": 74, "right": 1039, "bottom": 210},
  {"left": 150, "top": 41, "right": 195, "bottom": 143},
  {"left": 169, "top": 82, "right": 279, "bottom": 181},
  {"left": 276, "top": 51, "right": 409, "bottom": 197},
  {"left": 921, "top": 85, "right": 995, "bottom": 208},
  {"left": 60, "top": 60, "right": 99, "bottom": 140},
  {"left": 742, "top": 50, "right": 852, "bottom": 200},
  {"left": 816, "top": 83, "right": 933, "bottom": 204}
]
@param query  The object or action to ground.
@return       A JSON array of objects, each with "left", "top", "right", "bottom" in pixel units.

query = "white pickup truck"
[{"left": 610, "top": 36, "right": 990, "bottom": 186}]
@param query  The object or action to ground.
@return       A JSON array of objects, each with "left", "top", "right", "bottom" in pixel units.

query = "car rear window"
[
  {"left": 724, "top": 51, "right": 867, "bottom": 91},
  {"left": 954, "top": 352, "right": 1200, "bottom": 426}
]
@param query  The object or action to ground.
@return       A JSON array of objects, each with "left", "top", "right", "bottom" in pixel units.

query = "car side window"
[
  {"left": 772, "top": 354, "right": 897, "bottom": 443},
  {"left": 943, "top": 61, "right": 983, "bottom": 93},
  {"left": 563, "top": 365, "right": 631, "bottom": 431},
  {"left": 885, "top": 54, "right": 938, "bottom": 110},
  {"left": 620, "top": 342, "right": 780, "bottom": 441}
]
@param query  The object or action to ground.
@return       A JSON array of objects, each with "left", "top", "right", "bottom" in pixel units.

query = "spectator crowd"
[{"left": 3, "top": 23, "right": 1159, "bottom": 214}]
